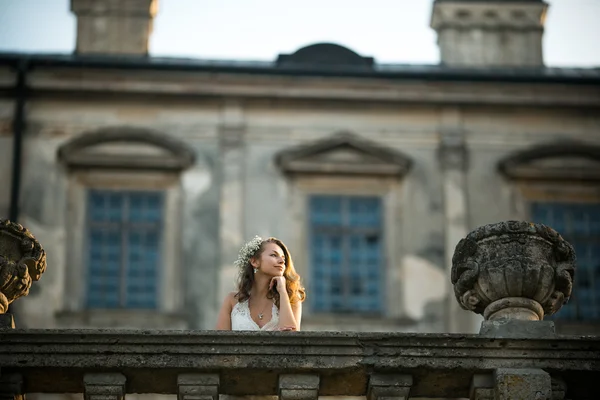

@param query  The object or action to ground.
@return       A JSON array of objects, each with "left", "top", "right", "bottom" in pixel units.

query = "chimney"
[
  {"left": 431, "top": 0, "right": 548, "bottom": 67},
  {"left": 70, "top": 0, "right": 159, "bottom": 55}
]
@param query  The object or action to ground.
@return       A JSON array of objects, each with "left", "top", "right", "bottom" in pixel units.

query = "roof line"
[{"left": 0, "top": 53, "right": 599, "bottom": 85}]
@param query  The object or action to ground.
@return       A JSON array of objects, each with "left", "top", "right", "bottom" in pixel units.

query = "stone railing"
[{"left": 1, "top": 219, "right": 599, "bottom": 400}]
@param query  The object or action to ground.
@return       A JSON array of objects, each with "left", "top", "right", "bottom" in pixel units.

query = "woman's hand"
[
  {"left": 269, "top": 276, "right": 287, "bottom": 294},
  {"left": 277, "top": 326, "right": 297, "bottom": 331}
]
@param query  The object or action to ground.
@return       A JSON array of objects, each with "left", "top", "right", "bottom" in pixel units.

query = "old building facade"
[{"left": 0, "top": 0, "right": 599, "bottom": 335}]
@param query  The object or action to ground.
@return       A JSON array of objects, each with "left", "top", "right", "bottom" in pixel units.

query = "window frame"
[
  {"left": 60, "top": 170, "right": 184, "bottom": 325},
  {"left": 308, "top": 194, "right": 385, "bottom": 314},
  {"left": 508, "top": 183, "right": 599, "bottom": 325},
  {"left": 85, "top": 189, "right": 165, "bottom": 310},
  {"left": 288, "top": 175, "right": 405, "bottom": 321},
  {"left": 529, "top": 200, "right": 600, "bottom": 321}
]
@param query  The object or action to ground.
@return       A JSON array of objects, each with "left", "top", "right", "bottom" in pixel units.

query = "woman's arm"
[
  {"left": 270, "top": 276, "right": 301, "bottom": 331},
  {"left": 291, "top": 299, "right": 302, "bottom": 330},
  {"left": 215, "top": 292, "right": 235, "bottom": 330},
  {"left": 277, "top": 290, "right": 300, "bottom": 331}
]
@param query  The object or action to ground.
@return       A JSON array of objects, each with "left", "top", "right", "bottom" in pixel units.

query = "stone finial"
[
  {"left": 451, "top": 221, "right": 575, "bottom": 321},
  {"left": 0, "top": 219, "right": 47, "bottom": 314}
]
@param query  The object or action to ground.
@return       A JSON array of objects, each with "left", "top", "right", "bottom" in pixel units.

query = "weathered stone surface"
[
  {"left": 84, "top": 373, "right": 126, "bottom": 400},
  {"left": 469, "top": 373, "right": 493, "bottom": 400},
  {"left": 551, "top": 376, "right": 567, "bottom": 400},
  {"left": 494, "top": 368, "right": 551, "bottom": 400},
  {"left": 57, "top": 126, "right": 196, "bottom": 171},
  {"left": 0, "top": 219, "right": 47, "bottom": 314},
  {"left": 0, "top": 314, "right": 15, "bottom": 329},
  {"left": 0, "top": 373, "right": 24, "bottom": 400},
  {"left": 278, "top": 374, "right": 319, "bottom": 400},
  {"left": 479, "top": 319, "right": 556, "bottom": 339},
  {"left": 71, "top": 0, "right": 158, "bottom": 55},
  {"left": 451, "top": 221, "right": 575, "bottom": 321},
  {"left": 367, "top": 374, "right": 412, "bottom": 400},
  {"left": 0, "top": 330, "right": 598, "bottom": 398},
  {"left": 177, "top": 374, "right": 219, "bottom": 400},
  {"left": 431, "top": 1, "right": 547, "bottom": 67}
]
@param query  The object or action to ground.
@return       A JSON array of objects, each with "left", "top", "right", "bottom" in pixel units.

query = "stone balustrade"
[
  {"left": 0, "top": 219, "right": 598, "bottom": 399},
  {"left": 0, "top": 329, "right": 599, "bottom": 399}
]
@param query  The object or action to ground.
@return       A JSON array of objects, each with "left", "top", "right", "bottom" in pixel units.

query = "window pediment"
[
  {"left": 498, "top": 140, "right": 600, "bottom": 181},
  {"left": 275, "top": 132, "right": 412, "bottom": 177},
  {"left": 57, "top": 127, "right": 195, "bottom": 171}
]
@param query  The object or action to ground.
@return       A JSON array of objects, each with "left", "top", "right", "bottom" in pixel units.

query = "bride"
[{"left": 215, "top": 236, "right": 306, "bottom": 331}]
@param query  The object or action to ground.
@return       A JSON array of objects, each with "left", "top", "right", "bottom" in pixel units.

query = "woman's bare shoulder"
[{"left": 227, "top": 291, "right": 239, "bottom": 306}]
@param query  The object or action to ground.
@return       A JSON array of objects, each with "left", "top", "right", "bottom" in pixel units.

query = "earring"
[{"left": 253, "top": 267, "right": 258, "bottom": 274}]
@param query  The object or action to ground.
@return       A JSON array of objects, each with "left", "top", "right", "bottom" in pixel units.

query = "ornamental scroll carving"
[
  {"left": 0, "top": 219, "right": 47, "bottom": 313},
  {"left": 451, "top": 221, "right": 575, "bottom": 321}
]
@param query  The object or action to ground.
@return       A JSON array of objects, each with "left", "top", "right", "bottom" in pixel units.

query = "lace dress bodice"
[{"left": 231, "top": 300, "right": 279, "bottom": 331}]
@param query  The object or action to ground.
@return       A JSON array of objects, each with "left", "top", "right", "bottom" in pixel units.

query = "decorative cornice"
[
  {"left": 57, "top": 126, "right": 196, "bottom": 171},
  {"left": 497, "top": 140, "right": 600, "bottom": 181},
  {"left": 275, "top": 132, "right": 412, "bottom": 177}
]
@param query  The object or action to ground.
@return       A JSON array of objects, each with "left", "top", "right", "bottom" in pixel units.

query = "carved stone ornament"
[
  {"left": 451, "top": 221, "right": 575, "bottom": 321},
  {"left": 0, "top": 219, "right": 47, "bottom": 313}
]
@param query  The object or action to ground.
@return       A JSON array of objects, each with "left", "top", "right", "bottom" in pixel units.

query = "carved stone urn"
[
  {"left": 0, "top": 219, "right": 47, "bottom": 314},
  {"left": 451, "top": 221, "right": 576, "bottom": 321}
]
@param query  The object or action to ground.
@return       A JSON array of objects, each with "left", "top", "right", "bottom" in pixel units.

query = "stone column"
[
  {"left": 367, "top": 374, "right": 412, "bottom": 400},
  {"left": 495, "top": 369, "right": 551, "bottom": 400},
  {"left": 278, "top": 374, "right": 320, "bottom": 400},
  {"left": 84, "top": 373, "right": 126, "bottom": 400},
  {"left": 218, "top": 101, "right": 246, "bottom": 305},
  {"left": 177, "top": 374, "right": 219, "bottom": 400},
  {"left": 437, "top": 108, "right": 477, "bottom": 333},
  {"left": 0, "top": 373, "right": 24, "bottom": 400}
]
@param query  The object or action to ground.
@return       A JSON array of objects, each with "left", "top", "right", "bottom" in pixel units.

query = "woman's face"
[{"left": 253, "top": 242, "right": 286, "bottom": 277}]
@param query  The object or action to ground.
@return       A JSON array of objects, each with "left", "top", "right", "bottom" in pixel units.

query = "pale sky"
[{"left": 0, "top": 0, "right": 599, "bottom": 67}]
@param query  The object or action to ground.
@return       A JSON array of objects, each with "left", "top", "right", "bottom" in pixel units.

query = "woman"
[{"left": 215, "top": 236, "right": 306, "bottom": 331}]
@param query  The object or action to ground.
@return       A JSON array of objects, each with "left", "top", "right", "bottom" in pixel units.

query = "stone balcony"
[
  {"left": 0, "top": 328, "right": 599, "bottom": 399},
  {"left": 1, "top": 219, "right": 599, "bottom": 399}
]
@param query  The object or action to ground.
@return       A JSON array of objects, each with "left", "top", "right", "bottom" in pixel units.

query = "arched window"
[
  {"left": 56, "top": 126, "right": 194, "bottom": 327},
  {"left": 499, "top": 140, "right": 600, "bottom": 324}
]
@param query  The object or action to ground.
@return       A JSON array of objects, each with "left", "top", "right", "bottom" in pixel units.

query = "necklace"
[{"left": 251, "top": 296, "right": 270, "bottom": 320}]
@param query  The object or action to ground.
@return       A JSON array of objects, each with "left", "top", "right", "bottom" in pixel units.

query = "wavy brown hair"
[{"left": 235, "top": 237, "right": 306, "bottom": 307}]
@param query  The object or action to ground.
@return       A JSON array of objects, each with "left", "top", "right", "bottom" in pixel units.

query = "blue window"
[
  {"left": 86, "top": 190, "right": 163, "bottom": 309},
  {"left": 309, "top": 195, "right": 384, "bottom": 313},
  {"left": 531, "top": 202, "right": 600, "bottom": 321}
]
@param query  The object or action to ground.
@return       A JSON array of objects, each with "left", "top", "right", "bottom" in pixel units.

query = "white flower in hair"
[{"left": 234, "top": 235, "right": 264, "bottom": 271}]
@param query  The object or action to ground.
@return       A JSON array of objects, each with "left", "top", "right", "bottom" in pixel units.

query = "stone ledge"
[
  {"left": 24, "top": 68, "right": 600, "bottom": 107},
  {"left": 0, "top": 329, "right": 598, "bottom": 398}
]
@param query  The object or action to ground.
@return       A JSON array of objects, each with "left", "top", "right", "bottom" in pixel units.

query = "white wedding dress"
[
  {"left": 231, "top": 299, "right": 279, "bottom": 331},
  {"left": 224, "top": 300, "right": 281, "bottom": 400}
]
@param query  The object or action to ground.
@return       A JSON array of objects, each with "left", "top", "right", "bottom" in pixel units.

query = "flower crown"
[{"left": 234, "top": 235, "right": 264, "bottom": 271}]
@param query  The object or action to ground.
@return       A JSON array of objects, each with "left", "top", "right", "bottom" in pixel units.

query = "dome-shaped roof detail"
[{"left": 277, "top": 43, "right": 374, "bottom": 67}]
